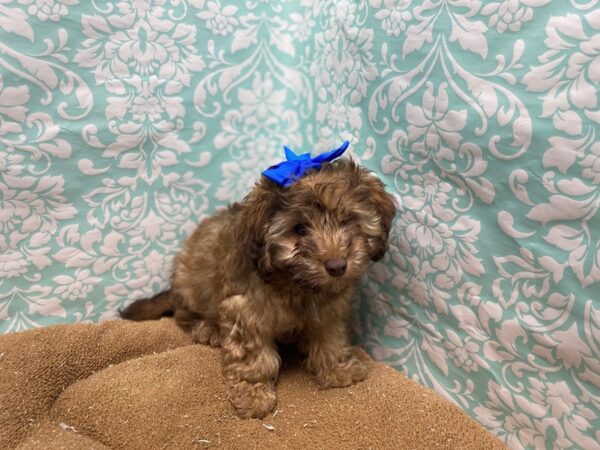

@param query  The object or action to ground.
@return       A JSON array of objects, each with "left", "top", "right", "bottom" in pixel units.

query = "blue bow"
[{"left": 262, "top": 141, "right": 350, "bottom": 187}]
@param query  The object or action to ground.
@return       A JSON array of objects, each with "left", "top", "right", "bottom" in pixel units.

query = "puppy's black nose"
[{"left": 325, "top": 259, "right": 347, "bottom": 277}]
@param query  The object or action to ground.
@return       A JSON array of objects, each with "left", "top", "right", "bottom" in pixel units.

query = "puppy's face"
[{"left": 240, "top": 160, "right": 396, "bottom": 293}]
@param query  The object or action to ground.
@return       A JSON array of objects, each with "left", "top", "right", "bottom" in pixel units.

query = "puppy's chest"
[{"left": 272, "top": 296, "right": 323, "bottom": 340}]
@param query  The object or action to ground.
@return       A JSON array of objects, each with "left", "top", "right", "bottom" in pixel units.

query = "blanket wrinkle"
[{"left": 0, "top": 319, "right": 506, "bottom": 449}]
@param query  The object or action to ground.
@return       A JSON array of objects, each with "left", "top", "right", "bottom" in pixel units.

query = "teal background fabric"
[{"left": 1, "top": 1, "right": 600, "bottom": 448}]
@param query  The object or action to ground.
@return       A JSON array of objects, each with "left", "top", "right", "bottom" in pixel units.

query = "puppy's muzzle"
[{"left": 325, "top": 259, "right": 347, "bottom": 277}]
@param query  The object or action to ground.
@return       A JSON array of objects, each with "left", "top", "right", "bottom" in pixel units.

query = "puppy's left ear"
[
  {"left": 237, "top": 177, "right": 281, "bottom": 277},
  {"left": 358, "top": 171, "right": 397, "bottom": 261}
]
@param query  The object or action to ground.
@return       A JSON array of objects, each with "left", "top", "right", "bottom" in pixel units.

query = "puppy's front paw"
[
  {"left": 227, "top": 380, "right": 276, "bottom": 419},
  {"left": 316, "top": 356, "right": 369, "bottom": 389},
  {"left": 191, "top": 320, "right": 221, "bottom": 347}
]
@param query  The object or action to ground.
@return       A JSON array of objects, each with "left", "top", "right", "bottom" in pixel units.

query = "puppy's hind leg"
[
  {"left": 219, "top": 295, "right": 280, "bottom": 419},
  {"left": 174, "top": 307, "right": 202, "bottom": 332},
  {"left": 173, "top": 307, "right": 221, "bottom": 347}
]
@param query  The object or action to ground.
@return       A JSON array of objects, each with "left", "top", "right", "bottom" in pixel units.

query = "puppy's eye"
[{"left": 293, "top": 223, "right": 307, "bottom": 236}]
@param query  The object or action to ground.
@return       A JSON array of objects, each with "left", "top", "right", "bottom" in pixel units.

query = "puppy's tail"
[{"left": 119, "top": 290, "right": 174, "bottom": 321}]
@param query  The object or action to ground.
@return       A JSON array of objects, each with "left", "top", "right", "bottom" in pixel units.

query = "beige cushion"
[{"left": 0, "top": 319, "right": 505, "bottom": 449}]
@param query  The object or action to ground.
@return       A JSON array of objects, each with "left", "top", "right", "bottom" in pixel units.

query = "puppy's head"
[{"left": 238, "top": 159, "right": 396, "bottom": 293}]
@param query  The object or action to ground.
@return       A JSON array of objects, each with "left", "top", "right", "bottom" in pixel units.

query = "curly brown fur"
[{"left": 120, "top": 159, "right": 396, "bottom": 418}]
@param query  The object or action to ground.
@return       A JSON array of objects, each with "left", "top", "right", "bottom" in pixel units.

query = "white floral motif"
[
  {"left": 289, "top": 10, "right": 316, "bottom": 41},
  {"left": 481, "top": 0, "right": 551, "bottom": 33},
  {"left": 213, "top": 72, "right": 301, "bottom": 202},
  {"left": 24, "top": 0, "right": 78, "bottom": 22},
  {"left": 397, "top": 206, "right": 483, "bottom": 276},
  {"left": 492, "top": 247, "right": 565, "bottom": 308},
  {"left": 310, "top": 0, "right": 377, "bottom": 151},
  {"left": 406, "top": 82, "right": 466, "bottom": 158},
  {"left": 374, "top": 0, "right": 412, "bottom": 36},
  {"left": 525, "top": 162, "right": 599, "bottom": 287},
  {"left": 523, "top": 13, "right": 600, "bottom": 135},
  {"left": 197, "top": 1, "right": 239, "bottom": 36},
  {"left": 475, "top": 380, "right": 598, "bottom": 449},
  {"left": 132, "top": 250, "right": 172, "bottom": 287},
  {"left": 0, "top": 252, "right": 28, "bottom": 278},
  {"left": 444, "top": 331, "right": 488, "bottom": 373},
  {"left": 1, "top": 286, "right": 66, "bottom": 332},
  {"left": 193, "top": 0, "right": 312, "bottom": 203},
  {"left": 0, "top": 15, "right": 91, "bottom": 121},
  {"left": 0, "top": 152, "right": 24, "bottom": 178},
  {"left": 330, "top": 0, "right": 358, "bottom": 28},
  {"left": 315, "top": 85, "right": 362, "bottom": 144},
  {"left": 213, "top": 74, "right": 301, "bottom": 152},
  {"left": 580, "top": 142, "right": 600, "bottom": 184},
  {"left": 0, "top": 79, "right": 29, "bottom": 139},
  {"left": 0, "top": 171, "right": 75, "bottom": 281},
  {"left": 75, "top": 2, "right": 205, "bottom": 182},
  {"left": 411, "top": 171, "right": 452, "bottom": 207},
  {"left": 519, "top": 13, "right": 600, "bottom": 287},
  {"left": 402, "top": 0, "right": 488, "bottom": 58},
  {"left": 0, "top": 1, "right": 89, "bottom": 332},
  {"left": 216, "top": 147, "right": 278, "bottom": 202},
  {"left": 403, "top": 211, "right": 454, "bottom": 263},
  {"left": 76, "top": 12, "right": 204, "bottom": 83},
  {"left": 312, "top": 24, "right": 376, "bottom": 102},
  {"left": 53, "top": 269, "right": 101, "bottom": 301},
  {"left": 131, "top": 94, "right": 163, "bottom": 122},
  {"left": 383, "top": 87, "right": 494, "bottom": 206},
  {"left": 390, "top": 179, "right": 484, "bottom": 316},
  {"left": 238, "top": 73, "right": 287, "bottom": 126},
  {"left": 371, "top": 21, "right": 508, "bottom": 410},
  {"left": 475, "top": 381, "right": 558, "bottom": 449},
  {"left": 0, "top": 177, "right": 76, "bottom": 237},
  {"left": 404, "top": 275, "right": 429, "bottom": 307},
  {"left": 370, "top": 2, "right": 533, "bottom": 162}
]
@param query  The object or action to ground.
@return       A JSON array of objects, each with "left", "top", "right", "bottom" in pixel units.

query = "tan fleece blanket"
[{"left": 0, "top": 319, "right": 505, "bottom": 449}]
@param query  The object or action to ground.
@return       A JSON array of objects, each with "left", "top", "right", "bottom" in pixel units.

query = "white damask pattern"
[{"left": 1, "top": 1, "right": 599, "bottom": 448}]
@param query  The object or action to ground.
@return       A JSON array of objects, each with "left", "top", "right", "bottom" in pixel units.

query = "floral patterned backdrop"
[{"left": 1, "top": 1, "right": 599, "bottom": 448}]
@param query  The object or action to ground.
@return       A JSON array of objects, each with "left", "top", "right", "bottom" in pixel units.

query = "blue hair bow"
[{"left": 262, "top": 141, "right": 350, "bottom": 187}]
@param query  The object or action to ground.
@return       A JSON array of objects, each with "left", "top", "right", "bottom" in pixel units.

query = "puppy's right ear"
[
  {"left": 357, "top": 171, "right": 397, "bottom": 261},
  {"left": 237, "top": 177, "right": 281, "bottom": 276}
]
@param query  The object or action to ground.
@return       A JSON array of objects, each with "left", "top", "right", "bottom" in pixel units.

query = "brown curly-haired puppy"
[{"left": 120, "top": 159, "right": 396, "bottom": 419}]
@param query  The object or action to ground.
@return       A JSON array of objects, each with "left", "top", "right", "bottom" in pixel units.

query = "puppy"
[{"left": 120, "top": 158, "right": 396, "bottom": 418}]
